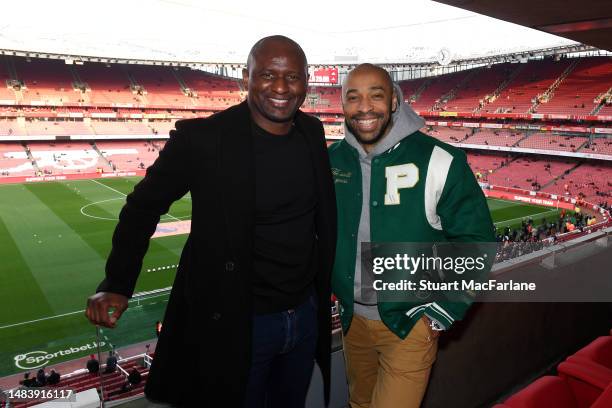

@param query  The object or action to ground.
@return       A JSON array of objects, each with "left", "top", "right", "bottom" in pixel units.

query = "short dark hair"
[{"left": 246, "top": 35, "right": 307, "bottom": 72}]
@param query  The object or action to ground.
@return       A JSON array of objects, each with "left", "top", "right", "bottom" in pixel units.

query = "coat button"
[
  {"left": 372, "top": 201, "right": 378, "bottom": 207},
  {"left": 225, "top": 261, "right": 235, "bottom": 272},
  {"left": 211, "top": 312, "right": 222, "bottom": 321}
]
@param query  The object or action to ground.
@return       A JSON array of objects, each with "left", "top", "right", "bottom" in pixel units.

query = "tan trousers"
[{"left": 343, "top": 314, "right": 438, "bottom": 408}]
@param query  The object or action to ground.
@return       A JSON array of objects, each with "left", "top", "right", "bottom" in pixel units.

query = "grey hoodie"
[{"left": 343, "top": 84, "right": 425, "bottom": 320}]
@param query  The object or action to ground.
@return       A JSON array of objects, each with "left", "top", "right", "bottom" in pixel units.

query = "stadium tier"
[
  {"left": 307, "top": 86, "right": 342, "bottom": 108},
  {"left": 13, "top": 58, "right": 77, "bottom": 105},
  {"left": 0, "top": 54, "right": 610, "bottom": 116},
  {"left": 542, "top": 161, "right": 612, "bottom": 202},
  {"left": 467, "top": 151, "right": 509, "bottom": 175},
  {"left": 0, "top": 143, "right": 31, "bottom": 176},
  {"left": 483, "top": 59, "right": 574, "bottom": 114},
  {"left": 0, "top": 56, "right": 17, "bottom": 102},
  {"left": 0, "top": 50, "right": 612, "bottom": 407},
  {"left": 408, "top": 69, "right": 474, "bottom": 111},
  {"left": 584, "top": 138, "right": 612, "bottom": 155},
  {"left": 400, "top": 77, "right": 429, "bottom": 104},
  {"left": 177, "top": 67, "right": 244, "bottom": 108},
  {"left": 465, "top": 129, "right": 526, "bottom": 147},
  {"left": 423, "top": 126, "right": 471, "bottom": 143},
  {"left": 516, "top": 133, "right": 589, "bottom": 152},
  {"left": 89, "top": 121, "right": 154, "bottom": 136},
  {"left": 96, "top": 140, "right": 161, "bottom": 171},
  {"left": 25, "top": 120, "right": 93, "bottom": 136},
  {"left": 124, "top": 65, "right": 192, "bottom": 107},
  {"left": 534, "top": 57, "right": 612, "bottom": 115},
  {"left": 443, "top": 63, "right": 516, "bottom": 112},
  {"left": 27, "top": 141, "right": 107, "bottom": 175},
  {"left": 483, "top": 156, "right": 577, "bottom": 190},
  {"left": 72, "top": 62, "right": 139, "bottom": 106},
  {"left": 599, "top": 104, "right": 612, "bottom": 115}
]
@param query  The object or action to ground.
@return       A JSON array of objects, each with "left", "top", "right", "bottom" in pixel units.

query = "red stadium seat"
[
  {"left": 592, "top": 382, "right": 612, "bottom": 408},
  {"left": 557, "top": 361, "right": 612, "bottom": 406},
  {"left": 498, "top": 376, "right": 581, "bottom": 408},
  {"left": 568, "top": 336, "right": 612, "bottom": 372},
  {"left": 556, "top": 336, "right": 612, "bottom": 405}
]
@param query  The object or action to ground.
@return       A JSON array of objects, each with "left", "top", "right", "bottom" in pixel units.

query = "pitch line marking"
[
  {"left": 89, "top": 179, "right": 182, "bottom": 222},
  {"left": 493, "top": 208, "right": 558, "bottom": 226},
  {"left": 0, "top": 293, "right": 170, "bottom": 330}
]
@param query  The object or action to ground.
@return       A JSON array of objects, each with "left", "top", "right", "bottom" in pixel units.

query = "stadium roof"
[
  {"left": 0, "top": 0, "right": 594, "bottom": 64},
  {"left": 435, "top": 0, "right": 612, "bottom": 52}
]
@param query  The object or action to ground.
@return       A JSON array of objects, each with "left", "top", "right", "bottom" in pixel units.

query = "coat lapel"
[{"left": 219, "top": 101, "right": 255, "bottom": 256}]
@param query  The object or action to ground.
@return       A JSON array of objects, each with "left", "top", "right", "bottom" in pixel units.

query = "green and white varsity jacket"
[{"left": 329, "top": 86, "right": 495, "bottom": 339}]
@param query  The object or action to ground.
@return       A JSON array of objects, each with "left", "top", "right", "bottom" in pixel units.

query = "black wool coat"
[{"left": 97, "top": 101, "right": 337, "bottom": 407}]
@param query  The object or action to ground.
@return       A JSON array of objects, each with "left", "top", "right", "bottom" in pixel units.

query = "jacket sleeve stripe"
[{"left": 424, "top": 146, "right": 454, "bottom": 230}]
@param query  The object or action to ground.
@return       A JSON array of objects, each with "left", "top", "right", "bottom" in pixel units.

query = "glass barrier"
[{"left": 2, "top": 229, "right": 609, "bottom": 406}]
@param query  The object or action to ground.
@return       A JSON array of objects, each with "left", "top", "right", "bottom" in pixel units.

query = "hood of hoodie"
[{"left": 343, "top": 83, "right": 425, "bottom": 159}]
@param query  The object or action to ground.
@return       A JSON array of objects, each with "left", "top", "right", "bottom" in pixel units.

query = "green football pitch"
[{"left": 0, "top": 177, "right": 563, "bottom": 377}]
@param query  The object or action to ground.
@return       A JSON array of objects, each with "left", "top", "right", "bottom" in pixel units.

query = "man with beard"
[
  {"left": 85, "top": 36, "right": 336, "bottom": 407},
  {"left": 329, "top": 64, "right": 494, "bottom": 407}
]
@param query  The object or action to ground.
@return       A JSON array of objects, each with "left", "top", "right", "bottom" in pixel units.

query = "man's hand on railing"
[{"left": 85, "top": 292, "right": 128, "bottom": 328}]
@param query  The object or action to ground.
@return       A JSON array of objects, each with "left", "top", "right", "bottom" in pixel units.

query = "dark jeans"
[{"left": 244, "top": 294, "right": 318, "bottom": 408}]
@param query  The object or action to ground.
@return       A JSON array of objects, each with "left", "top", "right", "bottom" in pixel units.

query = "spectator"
[
  {"left": 108, "top": 381, "right": 133, "bottom": 397},
  {"left": 47, "top": 369, "right": 60, "bottom": 385},
  {"left": 20, "top": 372, "right": 36, "bottom": 387},
  {"left": 104, "top": 351, "right": 118, "bottom": 373},
  {"left": 128, "top": 368, "right": 142, "bottom": 385},
  {"left": 36, "top": 368, "right": 47, "bottom": 386},
  {"left": 86, "top": 354, "right": 100, "bottom": 374}
]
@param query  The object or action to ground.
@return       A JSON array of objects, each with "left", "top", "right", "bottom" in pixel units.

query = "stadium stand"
[
  {"left": 7, "top": 354, "right": 151, "bottom": 407},
  {"left": 408, "top": 69, "right": 474, "bottom": 111},
  {"left": 27, "top": 142, "right": 106, "bottom": 175},
  {"left": 72, "top": 62, "right": 140, "bottom": 106},
  {"left": 13, "top": 58, "right": 77, "bottom": 106},
  {"left": 542, "top": 162, "right": 612, "bottom": 202},
  {"left": 466, "top": 152, "right": 509, "bottom": 177},
  {"left": 484, "top": 156, "right": 576, "bottom": 190},
  {"left": 584, "top": 137, "right": 612, "bottom": 155},
  {"left": 25, "top": 120, "right": 93, "bottom": 136},
  {"left": 90, "top": 121, "right": 154, "bottom": 136},
  {"left": 598, "top": 104, "right": 612, "bottom": 116},
  {"left": 0, "top": 143, "right": 32, "bottom": 176},
  {"left": 177, "top": 67, "right": 243, "bottom": 108},
  {"left": 443, "top": 63, "right": 516, "bottom": 112},
  {"left": 423, "top": 126, "right": 471, "bottom": 143},
  {"left": 400, "top": 77, "right": 431, "bottom": 104},
  {"left": 307, "top": 86, "right": 342, "bottom": 108},
  {"left": 517, "top": 133, "right": 588, "bottom": 152},
  {"left": 483, "top": 59, "right": 573, "bottom": 113},
  {"left": 0, "top": 119, "right": 25, "bottom": 136},
  {"left": 96, "top": 140, "right": 161, "bottom": 171},
  {"left": 125, "top": 65, "right": 192, "bottom": 107},
  {"left": 0, "top": 56, "right": 19, "bottom": 102},
  {"left": 464, "top": 129, "right": 526, "bottom": 147},
  {"left": 534, "top": 57, "right": 612, "bottom": 115}
]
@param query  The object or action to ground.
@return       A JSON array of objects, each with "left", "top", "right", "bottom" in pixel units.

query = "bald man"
[
  {"left": 329, "top": 64, "right": 494, "bottom": 407},
  {"left": 86, "top": 36, "right": 337, "bottom": 407}
]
